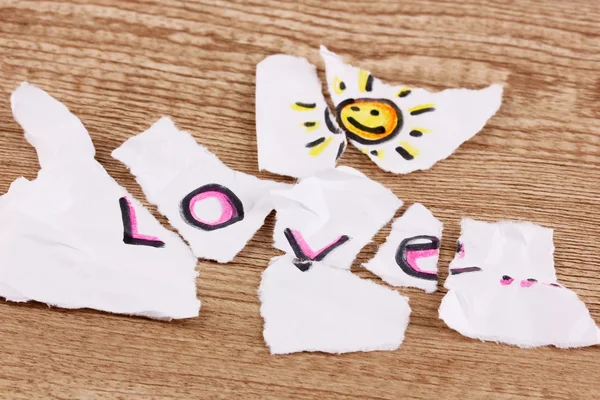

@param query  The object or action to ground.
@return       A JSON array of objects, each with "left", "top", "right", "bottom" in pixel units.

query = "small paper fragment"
[
  {"left": 439, "top": 218, "right": 600, "bottom": 348},
  {"left": 0, "top": 83, "right": 200, "bottom": 320},
  {"left": 256, "top": 54, "right": 346, "bottom": 178},
  {"left": 320, "top": 46, "right": 503, "bottom": 174},
  {"left": 259, "top": 255, "right": 411, "bottom": 354},
  {"left": 113, "top": 117, "right": 288, "bottom": 263},
  {"left": 271, "top": 166, "right": 402, "bottom": 270},
  {"left": 364, "top": 203, "right": 442, "bottom": 293}
]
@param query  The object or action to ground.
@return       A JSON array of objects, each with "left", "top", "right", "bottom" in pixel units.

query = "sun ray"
[
  {"left": 370, "top": 149, "right": 385, "bottom": 160},
  {"left": 291, "top": 102, "right": 317, "bottom": 111},
  {"left": 408, "top": 103, "right": 436, "bottom": 116},
  {"left": 333, "top": 76, "right": 346, "bottom": 95},
  {"left": 358, "top": 69, "right": 373, "bottom": 92},
  {"left": 409, "top": 127, "right": 431, "bottom": 137},
  {"left": 335, "top": 142, "right": 346, "bottom": 160},
  {"left": 396, "top": 141, "right": 420, "bottom": 160},
  {"left": 303, "top": 121, "right": 321, "bottom": 132},
  {"left": 324, "top": 108, "right": 341, "bottom": 134},
  {"left": 306, "top": 137, "right": 325, "bottom": 147},
  {"left": 397, "top": 87, "right": 411, "bottom": 98},
  {"left": 306, "top": 136, "right": 334, "bottom": 156}
]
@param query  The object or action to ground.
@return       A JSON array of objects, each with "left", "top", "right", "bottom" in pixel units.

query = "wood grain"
[{"left": 0, "top": 0, "right": 599, "bottom": 398}]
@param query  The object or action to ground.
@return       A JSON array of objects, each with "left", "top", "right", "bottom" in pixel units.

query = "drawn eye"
[
  {"left": 500, "top": 275, "right": 514, "bottom": 286},
  {"left": 180, "top": 184, "right": 244, "bottom": 231},
  {"left": 520, "top": 278, "right": 538, "bottom": 288}
]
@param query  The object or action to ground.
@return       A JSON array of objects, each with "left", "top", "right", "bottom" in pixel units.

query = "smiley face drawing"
[
  {"left": 320, "top": 46, "right": 503, "bottom": 174},
  {"left": 255, "top": 48, "right": 503, "bottom": 177},
  {"left": 336, "top": 98, "right": 402, "bottom": 145}
]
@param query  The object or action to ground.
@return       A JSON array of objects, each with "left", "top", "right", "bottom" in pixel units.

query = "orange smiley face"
[{"left": 336, "top": 98, "right": 402, "bottom": 145}]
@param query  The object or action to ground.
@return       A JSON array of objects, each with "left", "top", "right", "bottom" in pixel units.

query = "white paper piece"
[
  {"left": 256, "top": 54, "right": 346, "bottom": 178},
  {"left": 364, "top": 203, "right": 442, "bottom": 293},
  {"left": 259, "top": 255, "right": 411, "bottom": 354},
  {"left": 320, "top": 46, "right": 503, "bottom": 174},
  {"left": 0, "top": 83, "right": 200, "bottom": 320},
  {"left": 439, "top": 219, "right": 600, "bottom": 348},
  {"left": 113, "top": 117, "right": 287, "bottom": 263},
  {"left": 271, "top": 166, "right": 402, "bottom": 270}
]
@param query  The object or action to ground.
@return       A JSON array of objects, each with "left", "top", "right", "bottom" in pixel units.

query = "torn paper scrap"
[
  {"left": 271, "top": 166, "right": 402, "bottom": 270},
  {"left": 259, "top": 255, "right": 411, "bottom": 354},
  {"left": 256, "top": 54, "right": 346, "bottom": 179},
  {"left": 0, "top": 83, "right": 200, "bottom": 320},
  {"left": 113, "top": 117, "right": 287, "bottom": 263},
  {"left": 364, "top": 203, "right": 442, "bottom": 293},
  {"left": 439, "top": 218, "right": 600, "bottom": 348},
  {"left": 320, "top": 46, "right": 503, "bottom": 174}
]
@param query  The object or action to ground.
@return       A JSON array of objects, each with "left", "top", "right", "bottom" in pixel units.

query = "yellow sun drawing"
[{"left": 329, "top": 69, "right": 436, "bottom": 161}]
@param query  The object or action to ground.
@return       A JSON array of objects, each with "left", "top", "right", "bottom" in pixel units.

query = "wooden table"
[{"left": 0, "top": 1, "right": 598, "bottom": 398}]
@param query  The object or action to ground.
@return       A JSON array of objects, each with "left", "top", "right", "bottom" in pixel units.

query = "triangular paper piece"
[
  {"left": 0, "top": 83, "right": 200, "bottom": 320},
  {"left": 113, "top": 117, "right": 288, "bottom": 263},
  {"left": 259, "top": 255, "right": 411, "bottom": 354},
  {"left": 364, "top": 203, "right": 442, "bottom": 293},
  {"left": 271, "top": 166, "right": 402, "bottom": 270},
  {"left": 439, "top": 219, "right": 600, "bottom": 348},
  {"left": 256, "top": 54, "right": 346, "bottom": 178},
  {"left": 320, "top": 46, "right": 503, "bottom": 174}
]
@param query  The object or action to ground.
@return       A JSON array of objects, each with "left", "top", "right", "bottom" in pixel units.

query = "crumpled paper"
[
  {"left": 256, "top": 54, "right": 346, "bottom": 178},
  {"left": 271, "top": 166, "right": 402, "bottom": 270},
  {"left": 113, "top": 117, "right": 288, "bottom": 263},
  {"left": 439, "top": 218, "right": 600, "bottom": 348},
  {"left": 320, "top": 46, "right": 503, "bottom": 174},
  {"left": 0, "top": 83, "right": 200, "bottom": 320},
  {"left": 259, "top": 255, "right": 411, "bottom": 354},
  {"left": 364, "top": 203, "right": 442, "bottom": 293}
]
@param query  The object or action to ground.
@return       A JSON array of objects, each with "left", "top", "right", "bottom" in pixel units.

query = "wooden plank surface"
[{"left": 0, "top": 0, "right": 599, "bottom": 398}]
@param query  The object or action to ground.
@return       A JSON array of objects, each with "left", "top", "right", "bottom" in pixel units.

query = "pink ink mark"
[
  {"left": 291, "top": 229, "right": 346, "bottom": 260},
  {"left": 119, "top": 196, "right": 164, "bottom": 248},
  {"left": 189, "top": 190, "right": 235, "bottom": 226},
  {"left": 125, "top": 197, "right": 162, "bottom": 242},
  {"left": 181, "top": 184, "right": 244, "bottom": 231},
  {"left": 457, "top": 242, "right": 465, "bottom": 259},
  {"left": 500, "top": 275, "right": 514, "bottom": 286},
  {"left": 406, "top": 248, "right": 439, "bottom": 275},
  {"left": 520, "top": 279, "right": 538, "bottom": 288}
]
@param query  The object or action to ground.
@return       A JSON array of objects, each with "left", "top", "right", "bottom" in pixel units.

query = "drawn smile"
[{"left": 346, "top": 117, "right": 386, "bottom": 134}]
